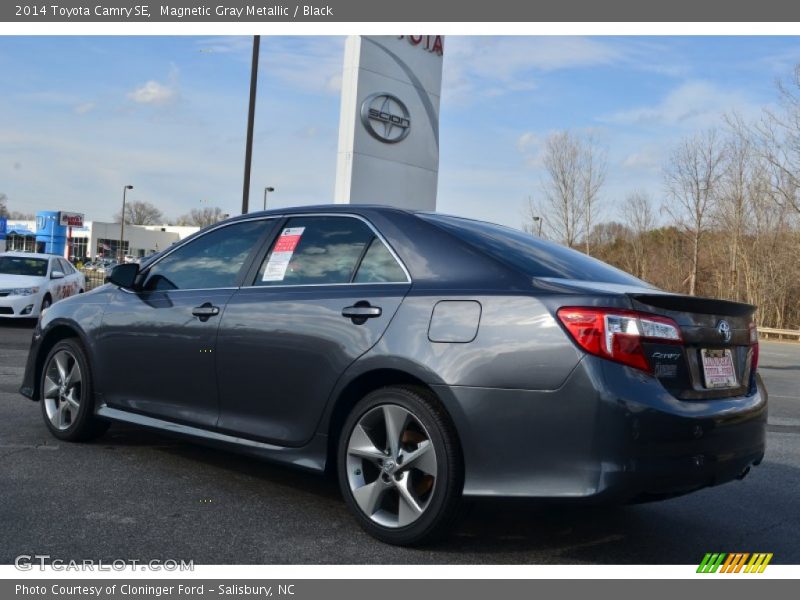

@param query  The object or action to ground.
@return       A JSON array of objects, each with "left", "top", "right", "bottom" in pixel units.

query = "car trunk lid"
[{"left": 629, "top": 293, "right": 757, "bottom": 400}]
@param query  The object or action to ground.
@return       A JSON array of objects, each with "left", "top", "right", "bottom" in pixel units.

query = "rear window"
[{"left": 419, "top": 214, "right": 646, "bottom": 285}]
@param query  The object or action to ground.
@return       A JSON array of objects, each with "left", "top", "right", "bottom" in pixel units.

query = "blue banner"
[{"left": 0, "top": 217, "right": 7, "bottom": 241}]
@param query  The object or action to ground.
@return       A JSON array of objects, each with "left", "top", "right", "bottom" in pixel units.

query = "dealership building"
[{"left": 0, "top": 211, "right": 198, "bottom": 261}]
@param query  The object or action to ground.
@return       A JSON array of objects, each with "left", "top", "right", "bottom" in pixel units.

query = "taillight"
[
  {"left": 749, "top": 322, "right": 759, "bottom": 372},
  {"left": 556, "top": 307, "right": 682, "bottom": 374}
]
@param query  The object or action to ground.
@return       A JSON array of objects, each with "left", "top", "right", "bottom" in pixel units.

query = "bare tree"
[
  {"left": 176, "top": 206, "right": 225, "bottom": 227},
  {"left": 115, "top": 200, "right": 164, "bottom": 225},
  {"left": 714, "top": 129, "right": 761, "bottom": 300},
  {"left": 747, "top": 66, "right": 800, "bottom": 214},
  {"left": 544, "top": 131, "right": 583, "bottom": 247},
  {"left": 530, "top": 131, "right": 583, "bottom": 247},
  {"left": 622, "top": 190, "right": 655, "bottom": 280},
  {"left": 0, "top": 193, "right": 8, "bottom": 218},
  {"left": 580, "top": 135, "right": 607, "bottom": 255},
  {"left": 663, "top": 129, "right": 725, "bottom": 295},
  {"left": 526, "top": 131, "right": 606, "bottom": 250}
]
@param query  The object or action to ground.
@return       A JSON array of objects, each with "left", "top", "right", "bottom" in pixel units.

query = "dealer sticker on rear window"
[{"left": 261, "top": 227, "right": 305, "bottom": 282}]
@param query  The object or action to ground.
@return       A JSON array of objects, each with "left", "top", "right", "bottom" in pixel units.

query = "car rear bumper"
[{"left": 434, "top": 355, "right": 767, "bottom": 500}]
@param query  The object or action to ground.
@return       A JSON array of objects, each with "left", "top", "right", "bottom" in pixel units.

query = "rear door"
[
  {"left": 55, "top": 258, "right": 82, "bottom": 299},
  {"left": 216, "top": 214, "right": 411, "bottom": 445}
]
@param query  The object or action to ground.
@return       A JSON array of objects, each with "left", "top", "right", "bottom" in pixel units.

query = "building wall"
[{"left": 1, "top": 220, "right": 199, "bottom": 260}]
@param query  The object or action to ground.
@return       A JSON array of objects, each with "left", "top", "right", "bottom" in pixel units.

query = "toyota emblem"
[{"left": 716, "top": 320, "right": 732, "bottom": 342}]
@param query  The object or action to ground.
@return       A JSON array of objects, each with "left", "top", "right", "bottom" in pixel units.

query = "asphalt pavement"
[{"left": 1, "top": 319, "right": 798, "bottom": 564}]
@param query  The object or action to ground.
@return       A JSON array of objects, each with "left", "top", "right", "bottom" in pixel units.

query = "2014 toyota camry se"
[{"left": 19, "top": 205, "right": 766, "bottom": 545}]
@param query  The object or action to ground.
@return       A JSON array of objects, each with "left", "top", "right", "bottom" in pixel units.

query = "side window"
[
  {"left": 143, "top": 220, "right": 270, "bottom": 291},
  {"left": 353, "top": 238, "right": 407, "bottom": 283},
  {"left": 255, "top": 216, "right": 374, "bottom": 286},
  {"left": 58, "top": 258, "right": 74, "bottom": 274}
]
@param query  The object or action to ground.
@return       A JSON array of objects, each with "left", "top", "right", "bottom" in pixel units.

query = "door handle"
[
  {"left": 192, "top": 303, "right": 220, "bottom": 321},
  {"left": 342, "top": 303, "right": 382, "bottom": 324}
]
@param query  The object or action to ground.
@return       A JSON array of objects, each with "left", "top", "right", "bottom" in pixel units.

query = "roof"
[
  {"left": 0, "top": 252, "right": 59, "bottom": 260},
  {"left": 225, "top": 203, "right": 416, "bottom": 223}
]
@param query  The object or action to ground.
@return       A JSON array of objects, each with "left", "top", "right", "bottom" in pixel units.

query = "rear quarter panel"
[{"left": 352, "top": 291, "right": 582, "bottom": 389}]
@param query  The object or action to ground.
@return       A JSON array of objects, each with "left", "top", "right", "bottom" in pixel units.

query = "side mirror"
[
  {"left": 107, "top": 263, "right": 140, "bottom": 289},
  {"left": 50, "top": 270, "right": 64, "bottom": 280}
]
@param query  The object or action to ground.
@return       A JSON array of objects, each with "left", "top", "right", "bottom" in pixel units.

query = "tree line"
[
  {"left": 0, "top": 193, "right": 227, "bottom": 229},
  {"left": 527, "top": 67, "right": 800, "bottom": 330}
]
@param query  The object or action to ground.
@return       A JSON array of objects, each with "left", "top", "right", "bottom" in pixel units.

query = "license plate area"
[{"left": 700, "top": 348, "right": 738, "bottom": 389}]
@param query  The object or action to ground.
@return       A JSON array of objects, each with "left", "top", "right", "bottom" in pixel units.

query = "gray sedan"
[{"left": 19, "top": 205, "right": 766, "bottom": 545}]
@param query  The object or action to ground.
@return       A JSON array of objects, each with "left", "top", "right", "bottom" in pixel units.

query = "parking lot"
[{"left": 1, "top": 318, "right": 798, "bottom": 564}]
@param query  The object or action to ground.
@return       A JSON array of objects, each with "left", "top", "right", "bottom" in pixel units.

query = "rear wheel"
[
  {"left": 40, "top": 339, "right": 109, "bottom": 442},
  {"left": 337, "top": 386, "right": 463, "bottom": 545}
]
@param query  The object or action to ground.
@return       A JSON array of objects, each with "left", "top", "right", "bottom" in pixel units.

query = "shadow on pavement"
[{"left": 82, "top": 420, "right": 800, "bottom": 564}]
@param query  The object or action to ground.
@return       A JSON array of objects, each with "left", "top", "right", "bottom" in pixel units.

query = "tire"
[
  {"left": 337, "top": 385, "right": 463, "bottom": 546},
  {"left": 40, "top": 294, "right": 52, "bottom": 313},
  {"left": 39, "top": 338, "right": 109, "bottom": 442}
]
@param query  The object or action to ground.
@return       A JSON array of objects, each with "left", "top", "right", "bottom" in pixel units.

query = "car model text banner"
[{"left": 3, "top": 0, "right": 800, "bottom": 22}]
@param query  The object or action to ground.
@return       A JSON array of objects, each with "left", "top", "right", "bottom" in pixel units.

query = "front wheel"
[
  {"left": 337, "top": 386, "right": 463, "bottom": 545},
  {"left": 40, "top": 339, "right": 109, "bottom": 442}
]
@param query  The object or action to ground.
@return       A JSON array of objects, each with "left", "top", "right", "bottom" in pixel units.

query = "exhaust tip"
[{"left": 736, "top": 466, "right": 751, "bottom": 480}]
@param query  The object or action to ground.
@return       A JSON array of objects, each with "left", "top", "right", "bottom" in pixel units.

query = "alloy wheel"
[
  {"left": 346, "top": 404, "right": 438, "bottom": 528},
  {"left": 43, "top": 350, "right": 82, "bottom": 431}
]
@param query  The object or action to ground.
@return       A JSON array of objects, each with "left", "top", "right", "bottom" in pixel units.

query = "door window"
[
  {"left": 353, "top": 237, "right": 408, "bottom": 283},
  {"left": 57, "top": 258, "right": 74, "bottom": 274},
  {"left": 142, "top": 220, "right": 271, "bottom": 291},
  {"left": 255, "top": 216, "right": 375, "bottom": 286}
]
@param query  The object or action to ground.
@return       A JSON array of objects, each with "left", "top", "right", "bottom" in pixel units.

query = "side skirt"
[{"left": 95, "top": 406, "right": 327, "bottom": 472}]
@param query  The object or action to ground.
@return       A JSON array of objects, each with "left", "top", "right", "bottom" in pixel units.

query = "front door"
[{"left": 94, "top": 218, "right": 275, "bottom": 428}]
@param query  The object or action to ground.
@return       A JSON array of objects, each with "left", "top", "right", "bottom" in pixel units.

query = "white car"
[{"left": 0, "top": 252, "right": 85, "bottom": 319}]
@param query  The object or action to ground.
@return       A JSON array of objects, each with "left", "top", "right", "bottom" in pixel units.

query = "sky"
[{"left": 1, "top": 35, "right": 799, "bottom": 229}]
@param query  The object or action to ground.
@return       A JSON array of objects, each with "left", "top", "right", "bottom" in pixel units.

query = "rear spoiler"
[{"left": 630, "top": 294, "right": 755, "bottom": 317}]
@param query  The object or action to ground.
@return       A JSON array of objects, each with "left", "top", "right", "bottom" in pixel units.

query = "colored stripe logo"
[{"left": 697, "top": 553, "right": 773, "bottom": 573}]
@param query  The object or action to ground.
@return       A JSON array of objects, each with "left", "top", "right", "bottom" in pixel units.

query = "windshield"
[
  {"left": 420, "top": 214, "right": 649, "bottom": 286},
  {"left": 0, "top": 256, "right": 49, "bottom": 277}
]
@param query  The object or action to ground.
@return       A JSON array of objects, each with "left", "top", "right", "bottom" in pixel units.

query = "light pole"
[
  {"left": 263, "top": 186, "right": 275, "bottom": 210},
  {"left": 532, "top": 216, "right": 543, "bottom": 236},
  {"left": 119, "top": 185, "right": 133, "bottom": 261},
  {"left": 241, "top": 35, "right": 260, "bottom": 215}
]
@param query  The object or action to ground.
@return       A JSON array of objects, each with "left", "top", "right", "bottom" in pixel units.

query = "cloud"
[
  {"left": 622, "top": 145, "right": 662, "bottom": 170},
  {"left": 74, "top": 102, "right": 96, "bottom": 115},
  {"left": 516, "top": 131, "right": 544, "bottom": 167},
  {"left": 517, "top": 132, "right": 539, "bottom": 153},
  {"left": 443, "top": 37, "right": 625, "bottom": 105},
  {"left": 128, "top": 66, "right": 180, "bottom": 106},
  {"left": 128, "top": 80, "right": 176, "bottom": 105},
  {"left": 449, "top": 37, "right": 624, "bottom": 79},
  {"left": 602, "top": 80, "right": 760, "bottom": 128},
  {"left": 193, "top": 36, "right": 345, "bottom": 96}
]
